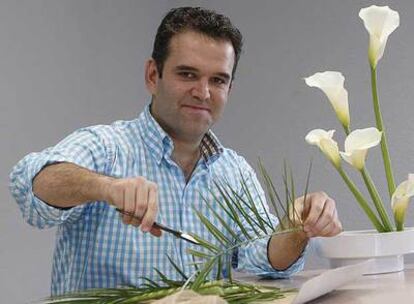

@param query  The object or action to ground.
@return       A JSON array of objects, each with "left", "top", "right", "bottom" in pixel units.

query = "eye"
[
  {"left": 178, "top": 72, "right": 196, "bottom": 79},
  {"left": 212, "top": 77, "right": 227, "bottom": 85}
]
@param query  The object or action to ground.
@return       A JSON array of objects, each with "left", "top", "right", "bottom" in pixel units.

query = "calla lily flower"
[
  {"left": 391, "top": 175, "right": 414, "bottom": 230},
  {"left": 339, "top": 128, "right": 382, "bottom": 170},
  {"left": 359, "top": 5, "right": 400, "bottom": 68},
  {"left": 305, "top": 129, "right": 341, "bottom": 168},
  {"left": 305, "top": 71, "right": 350, "bottom": 129}
]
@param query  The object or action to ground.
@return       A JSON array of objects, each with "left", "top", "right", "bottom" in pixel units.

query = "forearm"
[
  {"left": 33, "top": 162, "right": 112, "bottom": 208},
  {"left": 267, "top": 229, "right": 308, "bottom": 270}
]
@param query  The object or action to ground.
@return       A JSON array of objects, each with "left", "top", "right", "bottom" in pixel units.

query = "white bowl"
[{"left": 315, "top": 228, "right": 414, "bottom": 274}]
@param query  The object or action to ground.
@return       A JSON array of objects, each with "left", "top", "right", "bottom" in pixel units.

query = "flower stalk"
[
  {"left": 370, "top": 65, "right": 396, "bottom": 198},
  {"left": 336, "top": 166, "right": 385, "bottom": 232},
  {"left": 360, "top": 168, "right": 393, "bottom": 231}
]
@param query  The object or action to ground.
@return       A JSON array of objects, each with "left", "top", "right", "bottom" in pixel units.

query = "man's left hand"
[{"left": 294, "top": 191, "right": 342, "bottom": 238}]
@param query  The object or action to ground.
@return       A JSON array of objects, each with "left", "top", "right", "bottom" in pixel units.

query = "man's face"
[{"left": 146, "top": 30, "right": 235, "bottom": 142}]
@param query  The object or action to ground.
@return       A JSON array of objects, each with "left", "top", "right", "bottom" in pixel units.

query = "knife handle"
[{"left": 115, "top": 208, "right": 180, "bottom": 237}]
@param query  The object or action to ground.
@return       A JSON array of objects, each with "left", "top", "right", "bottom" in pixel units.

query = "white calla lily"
[
  {"left": 359, "top": 5, "right": 400, "bottom": 67},
  {"left": 391, "top": 175, "right": 414, "bottom": 230},
  {"left": 305, "top": 71, "right": 350, "bottom": 128},
  {"left": 339, "top": 128, "right": 382, "bottom": 170},
  {"left": 305, "top": 129, "right": 341, "bottom": 168}
]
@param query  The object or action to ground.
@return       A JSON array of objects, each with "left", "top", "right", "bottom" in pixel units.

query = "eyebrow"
[{"left": 175, "top": 65, "right": 231, "bottom": 81}]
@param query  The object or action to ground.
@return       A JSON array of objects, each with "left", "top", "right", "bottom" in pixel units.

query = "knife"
[{"left": 115, "top": 208, "right": 200, "bottom": 246}]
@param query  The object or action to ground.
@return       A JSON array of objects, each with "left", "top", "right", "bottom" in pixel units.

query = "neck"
[
  {"left": 148, "top": 104, "right": 204, "bottom": 179},
  {"left": 171, "top": 136, "right": 202, "bottom": 181}
]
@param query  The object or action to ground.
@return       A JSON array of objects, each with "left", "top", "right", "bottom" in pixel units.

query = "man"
[{"left": 9, "top": 7, "right": 342, "bottom": 295}]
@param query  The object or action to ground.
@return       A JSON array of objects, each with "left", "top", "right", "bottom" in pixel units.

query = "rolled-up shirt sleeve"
[
  {"left": 233, "top": 158, "right": 307, "bottom": 278},
  {"left": 9, "top": 127, "right": 114, "bottom": 229}
]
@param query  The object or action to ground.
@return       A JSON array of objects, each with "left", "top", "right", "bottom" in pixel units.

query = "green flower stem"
[
  {"left": 394, "top": 209, "right": 405, "bottom": 231},
  {"left": 343, "top": 124, "right": 351, "bottom": 136},
  {"left": 336, "top": 166, "right": 385, "bottom": 232},
  {"left": 360, "top": 168, "right": 394, "bottom": 231},
  {"left": 370, "top": 66, "right": 396, "bottom": 198},
  {"left": 396, "top": 219, "right": 404, "bottom": 231}
]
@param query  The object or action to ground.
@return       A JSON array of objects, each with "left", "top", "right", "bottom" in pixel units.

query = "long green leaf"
[
  {"left": 258, "top": 161, "right": 285, "bottom": 227},
  {"left": 191, "top": 234, "right": 220, "bottom": 253},
  {"left": 249, "top": 161, "right": 275, "bottom": 229},
  {"left": 166, "top": 255, "right": 188, "bottom": 280},
  {"left": 215, "top": 180, "right": 261, "bottom": 237},
  {"left": 153, "top": 268, "right": 182, "bottom": 287},
  {"left": 212, "top": 181, "right": 252, "bottom": 239},
  {"left": 191, "top": 258, "right": 217, "bottom": 290},
  {"left": 260, "top": 163, "right": 291, "bottom": 227},
  {"left": 238, "top": 171, "right": 270, "bottom": 232},
  {"left": 224, "top": 185, "right": 268, "bottom": 234},
  {"left": 216, "top": 256, "right": 222, "bottom": 280},
  {"left": 201, "top": 195, "right": 242, "bottom": 242},
  {"left": 195, "top": 209, "right": 233, "bottom": 246},
  {"left": 187, "top": 248, "right": 213, "bottom": 259}
]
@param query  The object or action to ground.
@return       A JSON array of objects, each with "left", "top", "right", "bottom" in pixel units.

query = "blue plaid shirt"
[{"left": 9, "top": 104, "right": 305, "bottom": 295}]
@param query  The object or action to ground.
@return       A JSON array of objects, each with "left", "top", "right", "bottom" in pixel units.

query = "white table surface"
[{"left": 236, "top": 264, "right": 414, "bottom": 303}]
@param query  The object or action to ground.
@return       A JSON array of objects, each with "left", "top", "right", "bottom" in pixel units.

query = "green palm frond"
[
  {"left": 182, "top": 161, "right": 311, "bottom": 295},
  {"left": 42, "top": 280, "right": 294, "bottom": 304},
  {"left": 42, "top": 161, "right": 311, "bottom": 304}
]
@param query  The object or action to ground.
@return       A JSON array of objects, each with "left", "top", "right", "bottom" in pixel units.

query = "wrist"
[
  {"left": 83, "top": 174, "right": 114, "bottom": 203},
  {"left": 268, "top": 230, "right": 309, "bottom": 270}
]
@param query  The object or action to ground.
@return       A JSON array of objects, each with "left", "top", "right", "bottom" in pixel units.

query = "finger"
[
  {"left": 123, "top": 184, "right": 136, "bottom": 225},
  {"left": 303, "top": 193, "right": 328, "bottom": 229},
  {"left": 149, "top": 227, "right": 162, "bottom": 237},
  {"left": 134, "top": 180, "right": 149, "bottom": 221},
  {"left": 313, "top": 206, "right": 342, "bottom": 237},
  {"left": 141, "top": 183, "right": 158, "bottom": 232},
  {"left": 328, "top": 208, "right": 343, "bottom": 235},
  {"left": 130, "top": 216, "right": 142, "bottom": 227},
  {"left": 317, "top": 221, "right": 336, "bottom": 237},
  {"left": 298, "top": 196, "right": 310, "bottom": 222},
  {"left": 318, "top": 219, "right": 342, "bottom": 237},
  {"left": 334, "top": 209, "right": 343, "bottom": 231},
  {"left": 291, "top": 197, "right": 305, "bottom": 224},
  {"left": 310, "top": 198, "right": 335, "bottom": 234}
]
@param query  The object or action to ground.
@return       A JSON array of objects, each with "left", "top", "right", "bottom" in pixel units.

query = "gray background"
[{"left": 2, "top": 0, "right": 414, "bottom": 303}]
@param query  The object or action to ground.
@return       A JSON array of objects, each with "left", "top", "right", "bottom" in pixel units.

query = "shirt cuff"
[
  {"left": 236, "top": 235, "right": 308, "bottom": 279},
  {"left": 260, "top": 235, "right": 308, "bottom": 278}
]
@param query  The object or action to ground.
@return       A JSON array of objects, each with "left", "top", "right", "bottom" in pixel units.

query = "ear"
[{"left": 145, "top": 58, "right": 160, "bottom": 95}]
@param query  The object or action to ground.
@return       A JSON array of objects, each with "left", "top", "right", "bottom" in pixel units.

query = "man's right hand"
[
  {"left": 102, "top": 177, "right": 161, "bottom": 237},
  {"left": 32, "top": 163, "right": 161, "bottom": 236}
]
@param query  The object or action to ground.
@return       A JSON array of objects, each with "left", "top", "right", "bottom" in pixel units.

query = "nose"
[{"left": 191, "top": 79, "right": 211, "bottom": 101}]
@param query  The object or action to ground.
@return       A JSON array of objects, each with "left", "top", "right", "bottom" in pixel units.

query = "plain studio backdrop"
[{"left": 2, "top": 1, "right": 414, "bottom": 303}]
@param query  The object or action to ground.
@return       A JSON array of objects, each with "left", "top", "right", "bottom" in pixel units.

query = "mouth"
[{"left": 182, "top": 105, "right": 211, "bottom": 113}]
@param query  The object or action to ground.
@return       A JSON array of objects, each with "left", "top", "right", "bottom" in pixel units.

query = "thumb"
[
  {"left": 289, "top": 197, "right": 305, "bottom": 225},
  {"left": 301, "top": 197, "right": 312, "bottom": 222}
]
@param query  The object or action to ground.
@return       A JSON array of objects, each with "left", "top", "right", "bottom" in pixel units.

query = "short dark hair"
[{"left": 151, "top": 7, "right": 243, "bottom": 80}]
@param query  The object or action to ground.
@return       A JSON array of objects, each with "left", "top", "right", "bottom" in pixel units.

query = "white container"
[{"left": 315, "top": 228, "right": 414, "bottom": 274}]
